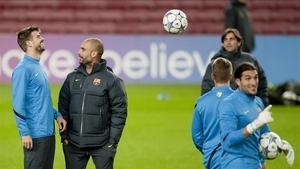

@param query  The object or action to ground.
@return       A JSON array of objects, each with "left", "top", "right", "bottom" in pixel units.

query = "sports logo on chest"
[
  {"left": 216, "top": 91, "right": 223, "bottom": 97},
  {"left": 93, "top": 78, "right": 101, "bottom": 86},
  {"left": 32, "top": 71, "right": 47, "bottom": 86},
  {"left": 243, "top": 110, "right": 250, "bottom": 115}
]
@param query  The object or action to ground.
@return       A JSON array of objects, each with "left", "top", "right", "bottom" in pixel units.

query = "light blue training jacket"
[
  {"left": 219, "top": 89, "right": 270, "bottom": 169},
  {"left": 12, "top": 55, "right": 61, "bottom": 138},
  {"left": 192, "top": 86, "right": 233, "bottom": 169}
]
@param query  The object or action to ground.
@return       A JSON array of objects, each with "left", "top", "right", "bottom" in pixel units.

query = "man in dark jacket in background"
[
  {"left": 59, "top": 38, "right": 128, "bottom": 169},
  {"left": 225, "top": 0, "right": 255, "bottom": 53},
  {"left": 201, "top": 28, "right": 268, "bottom": 106}
]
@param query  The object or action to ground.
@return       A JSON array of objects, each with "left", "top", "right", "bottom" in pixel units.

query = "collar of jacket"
[
  {"left": 76, "top": 59, "right": 108, "bottom": 75},
  {"left": 235, "top": 88, "right": 256, "bottom": 103},
  {"left": 24, "top": 54, "right": 40, "bottom": 64},
  {"left": 212, "top": 48, "right": 241, "bottom": 61}
]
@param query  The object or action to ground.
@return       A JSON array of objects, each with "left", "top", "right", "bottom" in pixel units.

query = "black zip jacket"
[
  {"left": 201, "top": 48, "right": 268, "bottom": 106},
  {"left": 58, "top": 59, "right": 127, "bottom": 148}
]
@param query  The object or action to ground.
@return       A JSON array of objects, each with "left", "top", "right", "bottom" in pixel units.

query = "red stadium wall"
[{"left": 0, "top": 0, "right": 299, "bottom": 34}]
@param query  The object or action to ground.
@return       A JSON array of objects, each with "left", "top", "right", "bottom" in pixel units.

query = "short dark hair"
[
  {"left": 85, "top": 38, "right": 104, "bottom": 60},
  {"left": 234, "top": 62, "right": 257, "bottom": 79},
  {"left": 211, "top": 57, "right": 232, "bottom": 83},
  {"left": 221, "top": 28, "right": 243, "bottom": 51},
  {"left": 17, "top": 26, "right": 40, "bottom": 52}
]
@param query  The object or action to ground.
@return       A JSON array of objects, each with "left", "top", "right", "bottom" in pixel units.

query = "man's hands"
[
  {"left": 56, "top": 116, "right": 67, "bottom": 132},
  {"left": 256, "top": 105, "right": 274, "bottom": 125},
  {"left": 103, "top": 143, "right": 117, "bottom": 154},
  {"left": 245, "top": 104, "right": 294, "bottom": 167},
  {"left": 278, "top": 140, "right": 295, "bottom": 166},
  {"left": 22, "top": 135, "right": 33, "bottom": 150},
  {"left": 63, "top": 139, "right": 69, "bottom": 145},
  {"left": 22, "top": 117, "right": 66, "bottom": 150},
  {"left": 246, "top": 105, "right": 274, "bottom": 134}
]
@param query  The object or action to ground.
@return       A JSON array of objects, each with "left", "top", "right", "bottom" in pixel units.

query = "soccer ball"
[
  {"left": 259, "top": 132, "right": 282, "bottom": 160},
  {"left": 163, "top": 9, "right": 188, "bottom": 34}
]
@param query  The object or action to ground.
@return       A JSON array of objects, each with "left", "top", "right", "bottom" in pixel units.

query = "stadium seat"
[{"left": 0, "top": 0, "right": 299, "bottom": 34}]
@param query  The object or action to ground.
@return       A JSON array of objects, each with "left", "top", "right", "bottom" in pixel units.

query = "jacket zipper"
[
  {"left": 80, "top": 91, "right": 86, "bottom": 137},
  {"left": 99, "top": 107, "right": 103, "bottom": 130},
  {"left": 80, "top": 74, "right": 88, "bottom": 137}
]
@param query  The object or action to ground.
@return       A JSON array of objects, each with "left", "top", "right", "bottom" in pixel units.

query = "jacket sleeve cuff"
[
  {"left": 109, "top": 138, "right": 118, "bottom": 146},
  {"left": 60, "top": 131, "right": 69, "bottom": 143},
  {"left": 54, "top": 109, "right": 62, "bottom": 119}
]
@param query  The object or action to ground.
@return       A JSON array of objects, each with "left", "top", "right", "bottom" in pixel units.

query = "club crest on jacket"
[{"left": 93, "top": 78, "right": 101, "bottom": 86}]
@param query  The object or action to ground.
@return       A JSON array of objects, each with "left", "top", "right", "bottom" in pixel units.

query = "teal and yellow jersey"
[{"left": 192, "top": 85, "right": 233, "bottom": 168}]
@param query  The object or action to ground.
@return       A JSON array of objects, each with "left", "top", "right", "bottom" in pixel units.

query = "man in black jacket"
[
  {"left": 58, "top": 38, "right": 127, "bottom": 169},
  {"left": 225, "top": 0, "right": 255, "bottom": 53},
  {"left": 201, "top": 28, "right": 268, "bottom": 106}
]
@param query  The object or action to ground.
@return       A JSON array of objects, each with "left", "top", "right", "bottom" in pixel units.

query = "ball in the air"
[{"left": 163, "top": 9, "right": 188, "bottom": 34}]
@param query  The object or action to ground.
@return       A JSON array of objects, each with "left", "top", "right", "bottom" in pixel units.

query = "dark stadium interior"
[{"left": 0, "top": 0, "right": 299, "bottom": 34}]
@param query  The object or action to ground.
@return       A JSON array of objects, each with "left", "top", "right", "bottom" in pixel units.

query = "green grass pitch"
[{"left": 0, "top": 83, "right": 299, "bottom": 169}]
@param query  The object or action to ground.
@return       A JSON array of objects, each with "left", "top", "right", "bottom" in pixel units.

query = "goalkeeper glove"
[
  {"left": 279, "top": 140, "right": 294, "bottom": 166},
  {"left": 246, "top": 105, "right": 273, "bottom": 134}
]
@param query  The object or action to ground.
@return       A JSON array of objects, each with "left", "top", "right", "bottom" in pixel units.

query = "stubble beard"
[
  {"left": 246, "top": 88, "right": 258, "bottom": 96},
  {"left": 36, "top": 45, "right": 45, "bottom": 55}
]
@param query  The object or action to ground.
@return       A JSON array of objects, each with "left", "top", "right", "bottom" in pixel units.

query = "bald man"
[{"left": 59, "top": 38, "right": 128, "bottom": 169}]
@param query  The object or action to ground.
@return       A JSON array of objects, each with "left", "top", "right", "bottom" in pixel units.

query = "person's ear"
[
  {"left": 229, "top": 74, "right": 233, "bottom": 80},
  {"left": 26, "top": 40, "right": 33, "bottom": 48},
  {"left": 235, "top": 78, "right": 241, "bottom": 86},
  {"left": 211, "top": 73, "right": 215, "bottom": 81},
  {"left": 238, "top": 41, "right": 242, "bottom": 48},
  {"left": 91, "top": 50, "right": 98, "bottom": 58}
]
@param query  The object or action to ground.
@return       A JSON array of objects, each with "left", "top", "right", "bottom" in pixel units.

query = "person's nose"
[
  {"left": 78, "top": 50, "right": 81, "bottom": 57},
  {"left": 250, "top": 78, "right": 258, "bottom": 86}
]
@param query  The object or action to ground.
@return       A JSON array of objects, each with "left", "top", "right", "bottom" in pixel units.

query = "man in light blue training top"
[
  {"left": 12, "top": 26, "right": 67, "bottom": 169},
  {"left": 219, "top": 62, "right": 273, "bottom": 169},
  {"left": 192, "top": 57, "right": 234, "bottom": 169},
  {"left": 219, "top": 62, "right": 295, "bottom": 169}
]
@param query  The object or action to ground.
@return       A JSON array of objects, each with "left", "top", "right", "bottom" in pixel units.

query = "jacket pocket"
[
  {"left": 69, "top": 114, "right": 81, "bottom": 135},
  {"left": 84, "top": 92, "right": 108, "bottom": 115},
  {"left": 82, "top": 92, "right": 109, "bottom": 136},
  {"left": 84, "top": 112, "right": 105, "bottom": 135}
]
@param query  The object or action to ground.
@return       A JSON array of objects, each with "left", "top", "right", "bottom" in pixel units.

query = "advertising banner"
[{"left": 0, "top": 34, "right": 299, "bottom": 84}]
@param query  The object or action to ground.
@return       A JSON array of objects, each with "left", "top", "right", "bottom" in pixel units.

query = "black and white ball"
[
  {"left": 163, "top": 9, "right": 188, "bottom": 34},
  {"left": 259, "top": 132, "right": 282, "bottom": 160}
]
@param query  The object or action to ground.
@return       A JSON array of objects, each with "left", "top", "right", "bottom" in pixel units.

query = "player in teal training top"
[
  {"left": 192, "top": 57, "right": 233, "bottom": 169},
  {"left": 219, "top": 62, "right": 272, "bottom": 169},
  {"left": 12, "top": 26, "right": 66, "bottom": 169},
  {"left": 220, "top": 62, "right": 295, "bottom": 168}
]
